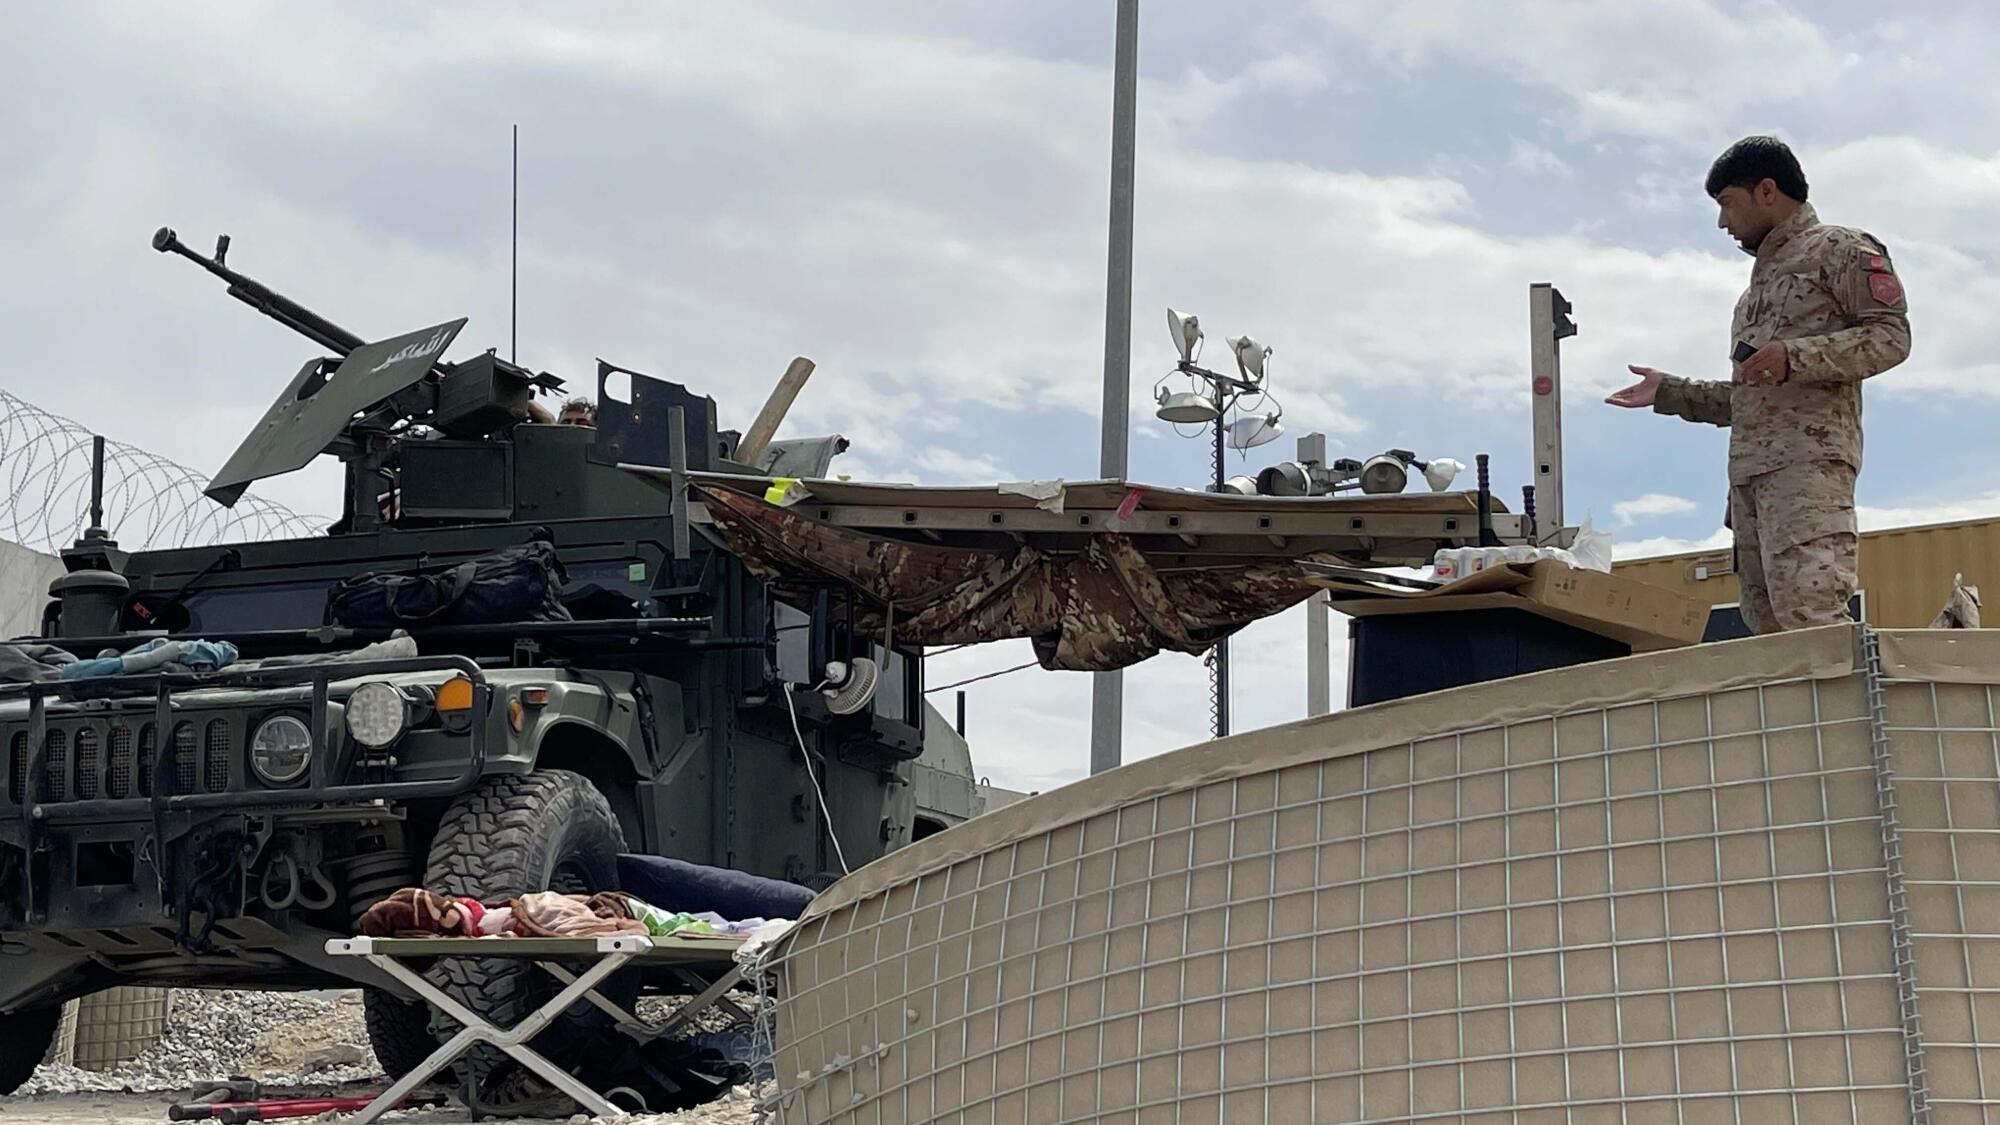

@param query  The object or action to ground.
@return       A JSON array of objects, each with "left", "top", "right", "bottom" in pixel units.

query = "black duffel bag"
[{"left": 326, "top": 541, "right": 572, "bottom": 629}]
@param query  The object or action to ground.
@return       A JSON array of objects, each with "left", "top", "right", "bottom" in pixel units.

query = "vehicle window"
[{"left": 179, "top": 582, "right": 331, "bottom": 634}]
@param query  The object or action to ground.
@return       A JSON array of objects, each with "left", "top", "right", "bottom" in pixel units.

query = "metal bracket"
[{"left": 668, "top": 405, "right": 691, "bottom": 562}]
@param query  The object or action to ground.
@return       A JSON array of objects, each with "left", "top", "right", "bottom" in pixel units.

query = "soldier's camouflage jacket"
[{"left": 1654, "top": 202, "right": 1911, "bottom": 482}]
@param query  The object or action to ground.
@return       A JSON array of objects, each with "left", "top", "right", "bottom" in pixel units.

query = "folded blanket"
[
  {"left": 357, "top": 887, "right": 683, "bottom": 940},
  {"left": 60, "top": 637, "right": 239, "bottom": 680},
  {"left": 510, "top": 890, "right": 648, "bottom": 937},
  {"left": 0, "top": 643, "right": 77, "bottom": 684},
  {"left": 358, "top": 887, "right": 482, "bottom": 938}
]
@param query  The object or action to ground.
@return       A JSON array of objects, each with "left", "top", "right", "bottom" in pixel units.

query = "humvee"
[{"left": 0, "top": 228, "right": 982, "bottom": 1093}]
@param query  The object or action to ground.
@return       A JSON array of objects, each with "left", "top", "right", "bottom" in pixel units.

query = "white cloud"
[
  {"left": 1612, "top": 492, "right": 1699, "bottom": 526},
  {"left": 1313, "top": 0, "right": 1850, "bottom": 146},
  {"left": 1624, "top": 171, "right": 1694, "bottom": 215},
  {"left": 1615, "top": 528, "right": 1731, "bottom": 561},
  {"left": 1860, "top": 491, "right": 2000, "bottom": 531},
  {"left": 1507, "top": 138, "right": 1572, "bottom": 178},
  {"left": 1607, "top": 492, "right": 2000, "bottom": 566},
  {"left": 909, "top": 447, "right": 1010, "bottom": 484}
]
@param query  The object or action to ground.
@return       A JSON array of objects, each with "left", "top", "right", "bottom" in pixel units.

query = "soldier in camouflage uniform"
[{"left": 1608, "top": 136, "right": 1910, "bottom": 635}]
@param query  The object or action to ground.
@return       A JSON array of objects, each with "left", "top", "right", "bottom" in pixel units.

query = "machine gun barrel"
[{"left": 153, "top": 226, "right": 365, "bottom": 355}]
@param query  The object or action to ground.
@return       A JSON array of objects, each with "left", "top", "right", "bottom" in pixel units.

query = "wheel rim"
[{"left": 550, "top": 857, "right": 595, "bottom": 895}]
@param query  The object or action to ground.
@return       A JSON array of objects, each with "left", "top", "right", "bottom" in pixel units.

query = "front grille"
[
  {"left": 1, "top": 715, "right": 234, "bottom": 806},
  {"left": 171, "top": 723, "right": 197, "bottom": 796},
  {"left": 204, "top": 720, "right": 230, "bottom": 793},
  {"left": 108, "top": 726, "right": 134, "bottom": 799},
  {"left": 138, "top": 723, "right": 156, "bottom": 797},
  {"left": 74, "top": 728, "right": 100, "bottom": 800},
  {"left": 43, "top": 730, "right": 66, "bottom": 801}
]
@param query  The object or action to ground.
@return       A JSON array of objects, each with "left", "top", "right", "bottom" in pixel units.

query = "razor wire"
[{"left": 0, "top": 389, "right": 327, "bottom": 553}]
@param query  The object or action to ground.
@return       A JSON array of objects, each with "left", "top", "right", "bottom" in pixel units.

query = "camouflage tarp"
[{"left": 696, "top": 483, "right": 1338, "bottom": 671}]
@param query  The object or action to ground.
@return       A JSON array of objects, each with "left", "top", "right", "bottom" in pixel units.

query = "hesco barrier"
[
  {"left": 41, "top": 999, "right": 79, "bottom": 1067},
  {"left": 761, "top": 625, "right": 2000, "bottom": 1124},
  {"left": 72, "top": 986, "right": 173, "bottom": 1070}
]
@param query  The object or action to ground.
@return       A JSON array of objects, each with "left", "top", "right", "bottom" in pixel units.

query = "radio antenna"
[{"left": 510, "top": 123, "right": 519, "bottom": 364}]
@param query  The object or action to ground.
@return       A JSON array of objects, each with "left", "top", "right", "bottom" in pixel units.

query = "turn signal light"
[{"left": 436, "top": 677, "right": 476, "bottom": 713}]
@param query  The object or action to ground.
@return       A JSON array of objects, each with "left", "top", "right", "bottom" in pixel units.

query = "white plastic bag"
[{"left": 1566, "top": 516, "right": 1613, "bottom": 572}]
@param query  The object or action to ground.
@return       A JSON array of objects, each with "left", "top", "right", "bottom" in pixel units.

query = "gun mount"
[{"left": 155, "top": 227, "right": 568, "bottom": 530}]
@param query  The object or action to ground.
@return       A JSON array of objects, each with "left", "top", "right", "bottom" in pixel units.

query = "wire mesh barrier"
[
  {"left": 758, "top": 627, "right": 2000, "bottom": 1124},
  {"left": 71, "top": 987, "right": 173, "bottom": 1070},
  {"left": 0, "top": 389, "right": 324, "bottom": 553}
]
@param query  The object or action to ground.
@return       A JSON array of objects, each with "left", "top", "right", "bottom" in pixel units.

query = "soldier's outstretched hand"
[{"left": 1605, "top": 365, "right": 1664, "bottom": 408}]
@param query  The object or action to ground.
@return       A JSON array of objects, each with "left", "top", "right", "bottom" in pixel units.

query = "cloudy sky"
[{"left": 5, "top": 2, "right": 1999, "bottom": 794}]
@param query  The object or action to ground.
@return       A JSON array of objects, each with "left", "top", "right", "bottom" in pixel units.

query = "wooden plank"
[
  {"left": 643, "top": 467, "right": 1506, "bottom": 516},
  {"left": 736, "top": 356, "right": 816, "bottom": 467}
]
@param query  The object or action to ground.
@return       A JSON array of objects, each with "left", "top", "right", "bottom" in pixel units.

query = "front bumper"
[{"left": 0, "top": 655, "right": 492, "bottom": 933}]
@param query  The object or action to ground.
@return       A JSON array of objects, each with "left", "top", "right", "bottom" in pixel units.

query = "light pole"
[{"left": 1090, "top": 0, "right": 1139, "bottom": 777}]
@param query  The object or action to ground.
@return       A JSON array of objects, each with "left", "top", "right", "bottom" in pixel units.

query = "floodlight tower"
[{"left": 1156, "top": 309, "right": 1282, "bottom": 739}]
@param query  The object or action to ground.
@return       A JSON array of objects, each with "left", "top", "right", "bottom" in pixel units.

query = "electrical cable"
[
  {"left": 924, "top": 660, "right": 1039, "bottom": 694},
  {"left": 781, "top": 680, "right": 851, "bottom": 876}
]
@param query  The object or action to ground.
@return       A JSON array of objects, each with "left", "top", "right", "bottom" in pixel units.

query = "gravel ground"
[
  {"left": 11, "top": 988, "right": 763, "bottom": 1121},
  {"left": 21, "top": 988, "right": 380, "bottom": 1096},
  {"left": 2, "top": 1084, "right": 768, "bottom": 1124}
]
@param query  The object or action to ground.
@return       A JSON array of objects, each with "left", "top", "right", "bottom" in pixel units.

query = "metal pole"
[
  {"left": 1298, "top": 433, "right": 1330, "bottom": 717},
  {"left": 956, "top": 690, "right": 967, "bottom": 738},
  {"left": 88, "top": 435, "right": 106, "bottom": 535},
  {"left": 511, "top": 125, "right": 519, "bottom": 364},
  {"left": 1210, "top": 410, "right": 1228, "bottom": 739},
  {"left": 1528, "top": 282, "right": 1573, "bottom": 545},
  {"left": 1090, "top": 0, "right": 1139, "bottom": 777}
]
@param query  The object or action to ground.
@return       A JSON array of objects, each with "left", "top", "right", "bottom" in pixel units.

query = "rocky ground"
[
  {"left": 2, "top": 1085, "right": 765, "bottom": 1125},
  {"left": 8, "top": 988, "right": 764, "bottom": 1124},
  {"left": 21, "top": 989, "right": 380, "bottom": 1096}
]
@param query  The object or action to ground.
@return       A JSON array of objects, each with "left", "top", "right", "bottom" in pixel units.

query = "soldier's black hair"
[{"left": 1705, "top": 135, "right": 1809, "bottom": 202}]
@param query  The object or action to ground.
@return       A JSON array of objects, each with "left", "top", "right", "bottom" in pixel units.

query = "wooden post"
[{"left": 737, "top": 356, "right": 816, "bottom": 468}]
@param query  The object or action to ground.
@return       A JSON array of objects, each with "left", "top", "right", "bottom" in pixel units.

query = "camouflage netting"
[{"left": 697, "top": 484, "right": 1336, "bottom": 672}]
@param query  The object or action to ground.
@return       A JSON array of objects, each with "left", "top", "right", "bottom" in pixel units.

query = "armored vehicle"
[{"left": 0, "top": 228, "right": 980, "bottom": 1093}]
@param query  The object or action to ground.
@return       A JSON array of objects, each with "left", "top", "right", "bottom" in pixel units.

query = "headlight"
[
  {"left": 346, "top": 681, "right": 410, "bottom": 750},
  {"left": 250, "top": 715, "right": 313, "bottom": 785}
]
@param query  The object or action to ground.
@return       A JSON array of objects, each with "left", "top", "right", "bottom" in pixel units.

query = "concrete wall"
[{"left": 0, "top": 539, "right": 63, "bottom": 639}]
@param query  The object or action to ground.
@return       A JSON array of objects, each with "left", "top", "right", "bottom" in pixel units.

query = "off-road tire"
[
  {"left": 421, "top": 769, "right": 628, "bottom": 1104},
  {"left": 362, "top": 989, "right": 438, "bottom": 1082},
  {"left": 0, "top": 1006, "right": 61, "bottom": 1095}
]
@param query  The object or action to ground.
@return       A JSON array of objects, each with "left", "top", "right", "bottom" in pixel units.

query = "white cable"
[{"left": 782, "top": 681, "right": 851, "bottom": 876}]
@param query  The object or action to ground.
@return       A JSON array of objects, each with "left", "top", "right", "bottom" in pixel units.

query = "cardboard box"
[{"left": 1317, "top": 561, "right": 1709, "bottom": 652}]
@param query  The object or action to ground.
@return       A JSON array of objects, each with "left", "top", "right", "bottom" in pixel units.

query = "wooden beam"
[{"left": 736, "top": 356, "right": 816, "bottom": 467}]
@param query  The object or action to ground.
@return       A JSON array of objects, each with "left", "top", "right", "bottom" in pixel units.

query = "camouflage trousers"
[{"left": 1729, "top": 461, "right": 1859, "bottom": 636}]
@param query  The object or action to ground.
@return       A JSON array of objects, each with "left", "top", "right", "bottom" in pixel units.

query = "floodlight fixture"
[
  {"left": 1227, "top": 335, "right": 1271, "bottom": 383},
  {"left": 1166, "top": 308, "right": 1203, "bottom": 364},
  {"left": 1358, "top": 453, "right": 1410, "bottom": 495},
  {"left": 1418, "top": 457, "right": 1465, "bottom": 492},
  {"left": 1227, "top": 411, "right": 1284, "bottom": 451},
  {"left": 1156, "top": 387, "right": 1220, "bottom": 423},
  {"left": 1256, "top": 461, "right": 1313, "bottom": 497},
  {"left": 1221, "top": 475, "right": 1259, "bottom": 495}
]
